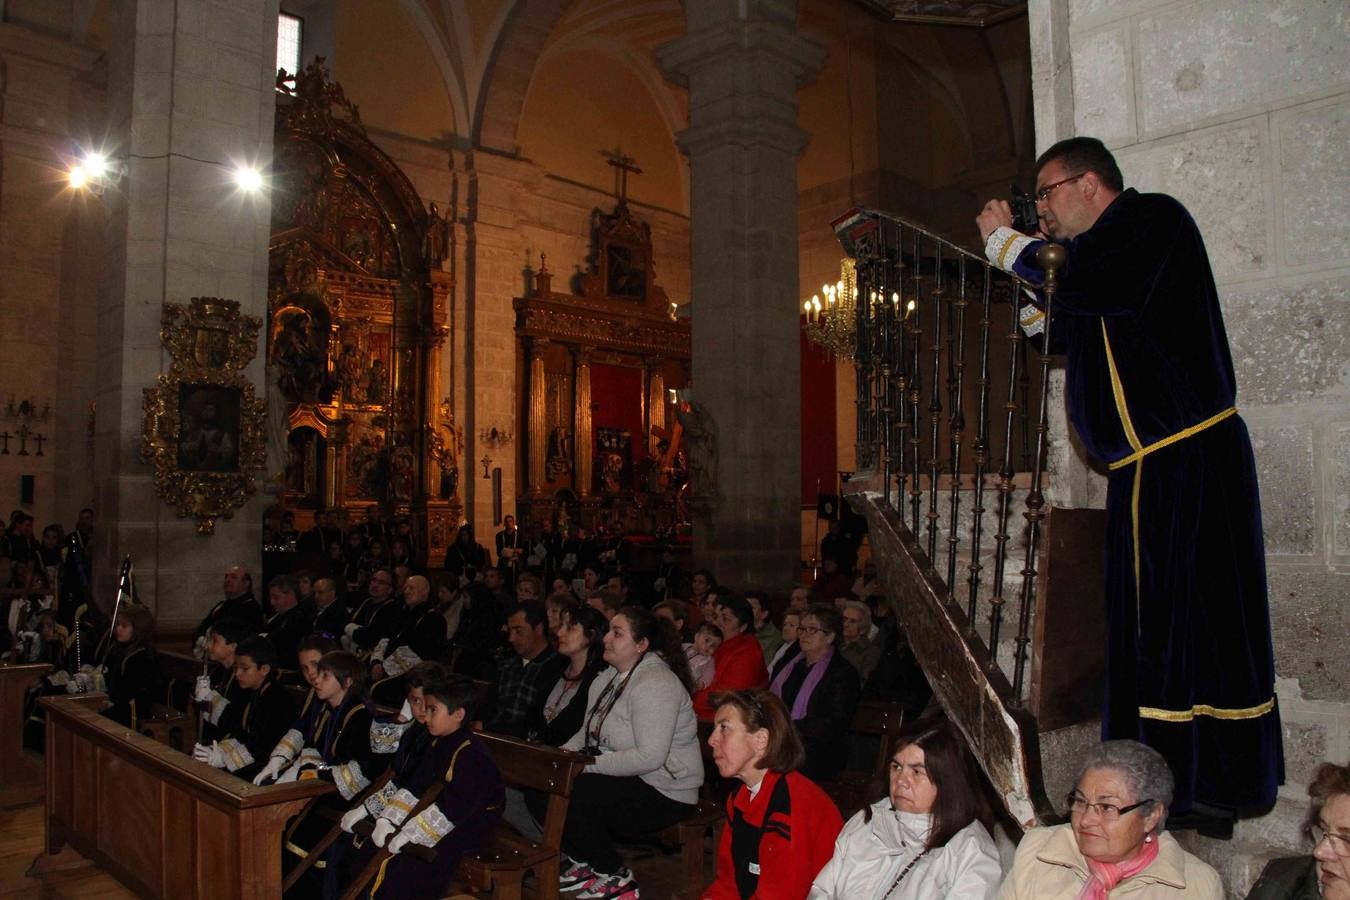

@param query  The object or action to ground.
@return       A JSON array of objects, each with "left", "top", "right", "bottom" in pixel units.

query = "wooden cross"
[
  {"left": 16, "top": 424, "right": 29, "bottom": 456},
  {"left": 0, "top": 430, "right": 10, "bottom": 454},
  {"left": 602, "top": 147, "right": 642, "bottom": 205},
  {"left": 33, "top": 433, "right": 46, "bottom": 456}
]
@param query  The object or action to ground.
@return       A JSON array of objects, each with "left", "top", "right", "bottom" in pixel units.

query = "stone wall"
[{"left": 1029, "top": 0, "right": 1349, "bottom": 891}]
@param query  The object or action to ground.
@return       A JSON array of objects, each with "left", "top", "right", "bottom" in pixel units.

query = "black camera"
[{"left": 1010, "top": 185, "right": 1039, "bottom": 234}]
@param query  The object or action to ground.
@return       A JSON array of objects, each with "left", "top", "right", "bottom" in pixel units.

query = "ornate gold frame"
[{"left": 141, "top": 297, "right": 267, "bottom": 534}]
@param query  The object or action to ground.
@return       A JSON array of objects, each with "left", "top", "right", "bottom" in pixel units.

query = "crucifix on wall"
[{"left": 602, "top": 147, "right": 642, "bottom": 207}]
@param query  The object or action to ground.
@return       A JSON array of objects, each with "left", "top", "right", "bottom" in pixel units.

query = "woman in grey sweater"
[{"left": 555, "top": 605, "right": 703, "bottom": 899}]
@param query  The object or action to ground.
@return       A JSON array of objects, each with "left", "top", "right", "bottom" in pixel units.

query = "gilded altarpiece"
[
  {"left": 515, "top": 201, "right": 691, "bottom": 535},
  {"left": 268, "top": 63, "right": 457, "bottom": 563}
]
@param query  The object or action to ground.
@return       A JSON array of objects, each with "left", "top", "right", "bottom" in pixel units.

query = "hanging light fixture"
[{"left": 802, "top": 257, "right": 859, "bottom": 358}]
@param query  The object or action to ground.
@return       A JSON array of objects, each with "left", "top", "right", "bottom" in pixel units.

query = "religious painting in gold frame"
[{"left": 141, "top": 297, "right": 267, "bottom": 534}]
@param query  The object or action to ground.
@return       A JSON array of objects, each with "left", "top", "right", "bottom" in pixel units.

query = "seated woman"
[
  {"left": 999, "top": 740, "right": 1222, "bottom": 898},
  {"left": 810, "top": 720, "right": 1001, "bottom": 899},
  {"left": 103, "top": 605, "right": 162, "bottom": 729},
  {"left": 529, "top": 603, "right": 608, "bottom": 747},
  {"left": 768, "top": 604, "right": 860, "bottom": 782},
  {"left": 546, "top": 605, "right": 704, "bottom": 898},
  {"left": 1247, "top": 759, "right": 1349, "bottom": 900},
  {"left": 704, "top": 689, "right": 843, "bottom": 900},
  {"left": 692, "top": 595, "right": 768, "bottom": 721}
]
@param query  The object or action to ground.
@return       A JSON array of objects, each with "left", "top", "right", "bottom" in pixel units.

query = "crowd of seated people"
[{"left": 17, "top": 505, "right": 1337, "bottom": 900}]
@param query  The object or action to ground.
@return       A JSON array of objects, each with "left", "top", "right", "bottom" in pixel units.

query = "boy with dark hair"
[
  {"left": 193, "top": 636, "right": 297, "bottom": 781},
  {"left": 193, "top": 617, "right": 252, "bottom": 742},
  {"left": 336, "top": 674, "right": 504, "bottom": 898}
]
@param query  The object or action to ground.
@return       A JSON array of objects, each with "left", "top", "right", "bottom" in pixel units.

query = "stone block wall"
[{"left": 1030, "top": 0, "right": 1348, "bottom": 889}]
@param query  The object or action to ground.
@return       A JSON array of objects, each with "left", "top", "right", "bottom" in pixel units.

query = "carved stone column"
[
  {"left": 528, "top": 339, "right": 549, "bottom": 495},
  {"left": 574, "top": 347, "right": 594, "bottom": 497},
  {"left": 660, "top": 0, "right": 824, "bottom": 588}
]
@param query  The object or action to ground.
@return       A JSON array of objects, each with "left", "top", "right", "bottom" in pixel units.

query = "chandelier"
[{"left": 803, "top": 258, "right": 859, "bottom": 358}]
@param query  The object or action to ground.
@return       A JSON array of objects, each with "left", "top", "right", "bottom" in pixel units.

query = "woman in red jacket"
[
  {"left": 704, "top": 689, "right": 843, "bottom": 899},
  {"left": 692, "top": 594, "right": 769, "bottom": 721}
]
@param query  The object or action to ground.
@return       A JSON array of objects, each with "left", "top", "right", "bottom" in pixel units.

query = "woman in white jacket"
[
  {"left": 810, "top": 720, "right": 1002, "bottom": 899},
  {"left": 552, "top": 604, "right": 704, "bottom": 900}
]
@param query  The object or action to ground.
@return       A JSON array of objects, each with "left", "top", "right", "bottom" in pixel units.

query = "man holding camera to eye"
[{"left": 975, "top": 137, "right": 1281, "bottom": 836}]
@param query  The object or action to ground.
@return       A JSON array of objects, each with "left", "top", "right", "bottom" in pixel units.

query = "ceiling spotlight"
[
  {"left": 68, "top": 164, "right": 88, "bottom": 189},
  {"left": 233, "top": 165, "right": 263, "bottom": 192},
  {"left": 83, "top": 152, "right": 109, "bottom": 178}
]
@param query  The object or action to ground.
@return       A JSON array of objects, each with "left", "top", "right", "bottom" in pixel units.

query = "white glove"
[
  {"left": 340, "top": 805, "right": 369, "bottom": 833},
  {"left": 192, "top": 742, "right": 225, "bottom": 768},
  {"left": 343, "top": 622, "right": 360, "bottom": 639},
  {"left": 18, "top": 630, "right": 38, "bottom": 642},
  {"left": 397, "top": 699, "right": 413, "bottom": 723},
  {"left": 275, "top": 761, "right": 303, "bottom": 784},
  {"left": 253, "top": 756, "right": 286, "bottom": 785},
  {"left": 370, "top": 818, "right": 395, "bottom": 847},
  {"left": 387, "top": 830, "right": 411, "bottom": 855},
  {"left": 193, "top": 634, "right": 208, "bottom": 660},
  {"left": 193, "top": 675, "right": 212, "bottom": 703}
]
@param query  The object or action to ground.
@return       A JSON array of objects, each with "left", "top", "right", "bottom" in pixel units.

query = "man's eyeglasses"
[
  {"left": 797, "top": 625, "right": 828, "bottom": 636},
  {"left": 1065, "top": 792, "right": 1154, "bottom": 820},
  {"left": 1035, "top": 173, "right": 1086, "bottom": 203},
  {"left": 1311, "top": 824, "right": 1350, "bottom": 857}
]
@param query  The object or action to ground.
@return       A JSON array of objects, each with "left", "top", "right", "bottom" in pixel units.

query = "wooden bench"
[
  {"left": 35, "top": 694, "right": 335, "bottom": 898},
  {"left": 454, "top": 730, "right": 591, "bottom": 900},
  {"left": 0, "top": 661, "right": 52, "bottom": 807},
  {"left": 823, "top": 700, "right": 906, "bottom": 818}
]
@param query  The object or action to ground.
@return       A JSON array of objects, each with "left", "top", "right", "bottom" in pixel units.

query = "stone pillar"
[
  {"left": 528, "top": 339, "right": 549, "bottom": 494},
  {"left": 660, "top": 0, "right": 824, "bottom": 588},
  {"left": 574, "top": 348, "right": 594, "bottom": 498},
  {"left": 95, "top": 0, "right": 279, "bottom": 624}
]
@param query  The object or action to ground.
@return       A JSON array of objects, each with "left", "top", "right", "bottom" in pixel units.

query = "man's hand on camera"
[{"left": 977, "top": 199, "right": 1014, "bottom": 243}]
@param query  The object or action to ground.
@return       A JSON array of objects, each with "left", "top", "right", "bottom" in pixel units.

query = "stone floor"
[{"left": 1, "top": 799, "right": 715, "bottom": 899}]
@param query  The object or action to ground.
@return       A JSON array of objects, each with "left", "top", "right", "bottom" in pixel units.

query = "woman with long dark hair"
[
  {"left": 548, "top": 605, "right": 702, "bottom": 898},
  {"left": 810, "top": 720, "right": 1001, "bottom": 898},
  {"left": 530, "top": 603, "right": 608, "bottom": 746}
]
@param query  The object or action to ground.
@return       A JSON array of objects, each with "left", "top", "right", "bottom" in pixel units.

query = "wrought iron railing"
[{"left": 832, "top": 208, "right": 1064, "bottom": 828}]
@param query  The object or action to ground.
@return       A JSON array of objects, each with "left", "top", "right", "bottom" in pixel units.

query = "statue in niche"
[
  {"left": 674, "top": 398, "right": 718, "bottom": 513},
  {"left": 336, "top": 342, "right": 364, "bottom": 399},
  {"left": 546, "top": 425, "right": 572, "bottom": 479},
  {"left": 423, "top": 202, "right": 448, "bottom": 267},
  {"left": 349, "top": 429, "right": 386, "bottom": 498},
  {"left": 365, "top": 358, "right": 387, "bottom": 405},
  {"left": 390, "top": 443, "right": 415, "bottom": 501},
  {"left": 271, "top": 308, "right": 327, "bottom": 402},
  {"left": 428, "top": 424, "right": 460, "bottom": 501},
  {"left": 265, "top": 360, "right": 291, "bottom": 491}
]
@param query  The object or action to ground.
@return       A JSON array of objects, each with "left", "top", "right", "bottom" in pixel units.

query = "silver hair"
[
  {"left": 1076, "top": 740, "right": 1175, "bottom": 812},
  {"left": 842, "top": 600, "right": 873, "bottom": 628}
]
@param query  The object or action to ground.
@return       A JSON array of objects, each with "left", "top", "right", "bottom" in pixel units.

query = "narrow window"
[{"left": 277, "top": 12, "right": 303, "bottom": 78}]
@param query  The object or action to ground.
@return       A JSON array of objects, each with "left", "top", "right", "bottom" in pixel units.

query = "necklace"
[{"left": 880, "top": 849, "right": 929, "bottom": 898}]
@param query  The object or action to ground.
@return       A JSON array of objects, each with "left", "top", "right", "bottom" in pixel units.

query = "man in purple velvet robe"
[{"left": 976, "top": 137, "right": 1282, "bottom": 833}]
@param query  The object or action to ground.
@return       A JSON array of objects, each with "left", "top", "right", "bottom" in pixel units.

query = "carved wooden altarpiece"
[
  {"left": 514, "top": 199, "right": 690, "bottom": 536},
  {"left": 268, "top": 61, "right": 457, "bottom": 563}
]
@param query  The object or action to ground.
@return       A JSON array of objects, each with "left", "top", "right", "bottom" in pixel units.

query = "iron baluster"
[
  {"left": 925, "top": 239, "right": 944, "bottom": 565},
  {"left": 908, "top": 231, "right": 924, "bottom": 538},
  {"left": 1011, "top": 245, "right": 1063, "bottom": 699},
  {"left": 967, "top": 268, "right": 996, "bottom": 625},
  {"left": 988, "top": 281, "right": 1026, "bottom": 669},
  {"left": 946, "top": 256, "right": 969, "bottom": 590}
]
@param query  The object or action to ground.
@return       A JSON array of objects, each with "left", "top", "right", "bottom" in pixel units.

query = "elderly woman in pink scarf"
[{"left": 1000, "top": 740, "right": 1221, "bottom": 899}]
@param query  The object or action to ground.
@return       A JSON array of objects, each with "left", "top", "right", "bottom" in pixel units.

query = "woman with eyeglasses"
[
  {"left": 768, "top": 604, "right": 861, "bottom": 781},
  {"left": 810, "top": 720, "right": 1001, "bottom": 899},
  {"left": 1000, "top": 740, "right": 1221, "bottom": 898},
  {"left": 1247, "top": 760, "right": 1350, "bottom": 900},
  {"left": 704, "top": 689, "right": 843, "bottom": 900},
  {"left": 547, "top": 605, "right": 703, "bottom": 899}
]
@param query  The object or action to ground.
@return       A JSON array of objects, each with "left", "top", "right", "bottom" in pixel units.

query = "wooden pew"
[
  {"left": 36, "top": 695, "right": 335, "bottom": 899},
  {"left": 455, "top": 731, "right": 591, "bottom": 900},
  {"left": 0, "top": 661, "right": 52, "bottom": 807}
]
